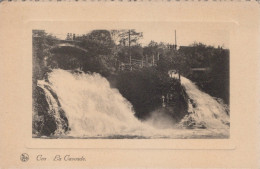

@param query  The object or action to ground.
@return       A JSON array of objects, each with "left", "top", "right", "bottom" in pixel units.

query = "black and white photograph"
[{"left": 32, "top": 26, "right": 230, "bottom": 139}]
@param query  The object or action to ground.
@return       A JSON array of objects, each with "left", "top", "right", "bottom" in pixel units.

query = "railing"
[{"left": 118, "top": 58, "right": 156, "bottom": 71}]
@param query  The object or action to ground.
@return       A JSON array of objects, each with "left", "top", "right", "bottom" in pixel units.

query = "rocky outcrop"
[{"left": 32, "top": 85, "right": 70, "bottom": 136}]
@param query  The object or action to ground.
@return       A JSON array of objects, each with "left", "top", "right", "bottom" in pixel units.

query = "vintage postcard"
[{"left": 0, "top": 1, "right": 259, "bottom": 168}]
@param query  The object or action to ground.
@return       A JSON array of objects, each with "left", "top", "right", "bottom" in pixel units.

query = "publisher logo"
[{"left": 20, "top": 153, "right": 29, "bottom": 162}]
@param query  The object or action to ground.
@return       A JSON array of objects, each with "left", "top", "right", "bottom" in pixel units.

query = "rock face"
[
  {"left": 114, "top": 68, "right": 189, "bottom": 120},
  {"left": 33, "top": 85, "right": 69, "bottom": 136}
]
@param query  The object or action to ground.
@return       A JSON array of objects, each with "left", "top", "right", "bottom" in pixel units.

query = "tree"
[
  {"left": 111, "top": 30, "right": 143, "bottom": 65},
  {"left": 110, "top": 30, "right": 143, "bottom": 46},
  {"left": 171, "top": 50, "right": 189, "bottom": 81},
  {"left": 143, "top": 41, "right": 158, "bottom": 63},
  {"left": 79, "top": 30, "right": 115, "bottom": 57},
  {"left": 178, "top": 42, "right": 230, "bottom": 104},
  {"left": 73, "top": 30, "right": 117, "bottom": 76},
  {"left": 32, "top": 30, "right": 59, "bottom": 81}
]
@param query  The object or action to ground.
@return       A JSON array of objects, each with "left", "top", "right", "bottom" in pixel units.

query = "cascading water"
[
  {"left": 35, "top": 69, "right": 229, "bottom": 138},
  {"left": 178, "top": 76, "right": 229, "bottom": 130},
  {"left": 42, "top": 69, "right": 154, "bottom": 137}
]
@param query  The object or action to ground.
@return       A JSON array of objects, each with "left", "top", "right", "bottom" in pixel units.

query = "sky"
[{"left": 41, "top": 22, "right": 229, "bottom": 48}]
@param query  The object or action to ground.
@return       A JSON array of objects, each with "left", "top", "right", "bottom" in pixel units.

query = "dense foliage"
[
  {"left": 115, "top": 67, "right": 188, "bottom": 119},
  {"left": 179, "top": 43, "right": 229, "bottom": 104},
  {"left": 32, "top": 30, "right": 59, "bottom": 82}
]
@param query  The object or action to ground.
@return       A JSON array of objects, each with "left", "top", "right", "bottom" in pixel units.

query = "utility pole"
[
  {"left": 146, "top": 54, "right": 148, "bottom": 66},
  {"left": 128, "top": 30, "right": 131, "bottom": 66},
  {"left": 141, "top": 56, "right": 144, "bottom": 68},
  {"left": 152, "top": 54, "right": 155, "bottom": 66},
  {"left": 175, "top": 30, "right": 180, "bottom": 82},
  {"left": 175, "top": 30, "right": 177, "bottom": 50}
]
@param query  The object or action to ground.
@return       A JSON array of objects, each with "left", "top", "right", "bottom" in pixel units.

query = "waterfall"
[
  {"left": 34, "top": 69, "right": 229, "bottom": 138},
  {"left": 178, "top": 76, "right": 229, "bottom": 129},
  {"left": 43, "top": 69, "right": 153, "bottom": 137}
]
